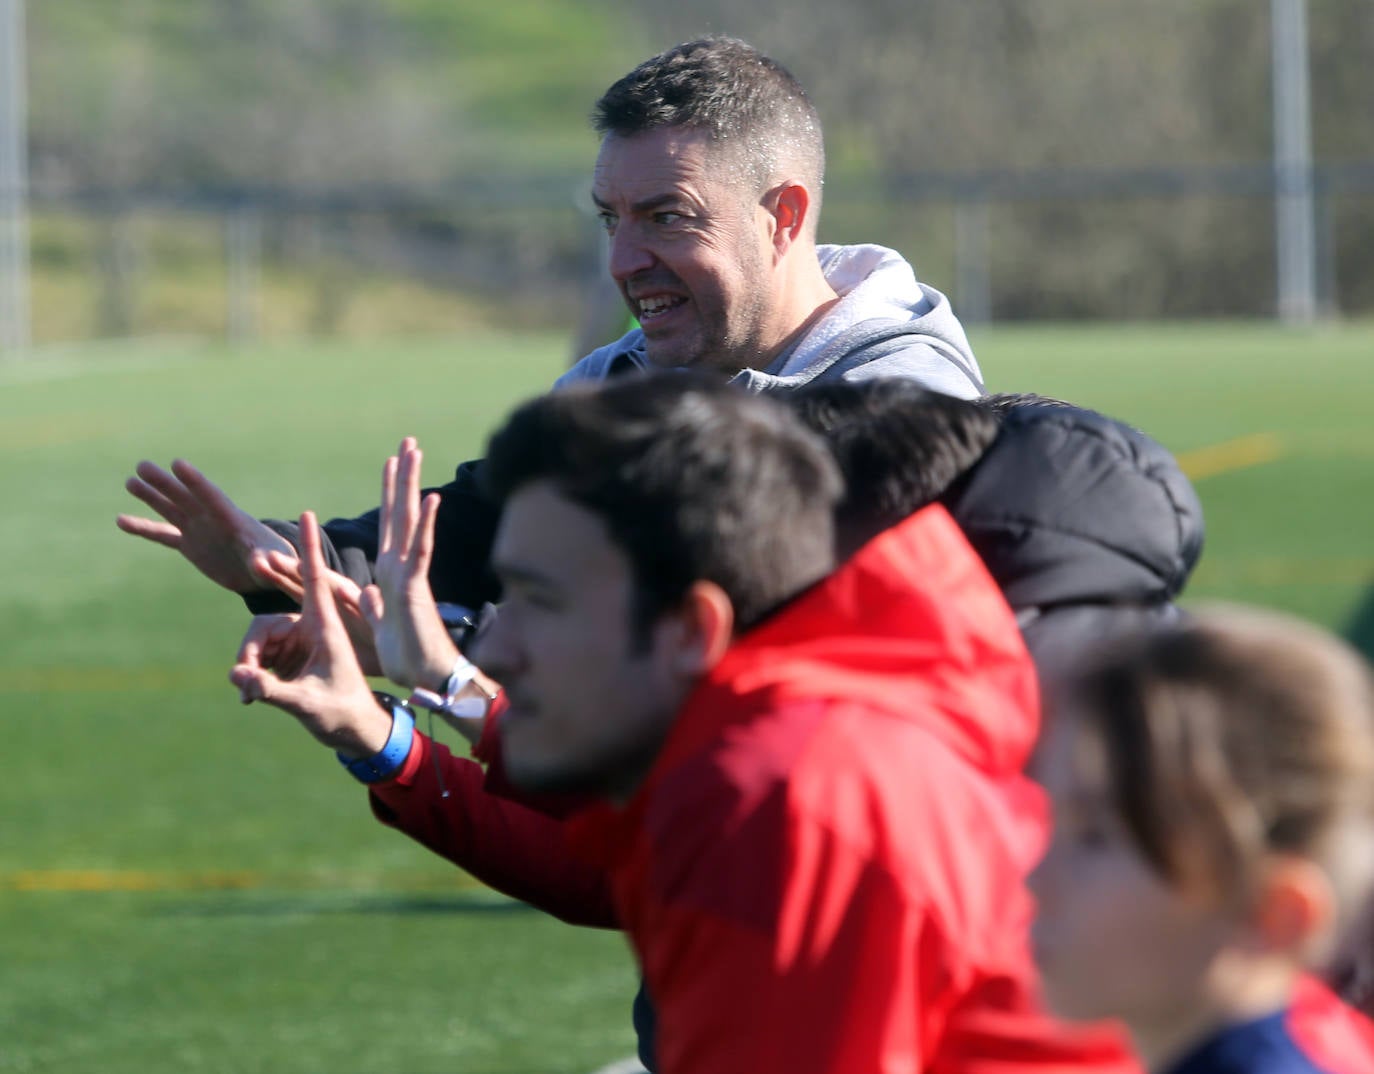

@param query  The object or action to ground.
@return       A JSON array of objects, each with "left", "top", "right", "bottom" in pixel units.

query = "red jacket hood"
[{"left": 662, "top": 503, "right": 1040, "bottom": 781}]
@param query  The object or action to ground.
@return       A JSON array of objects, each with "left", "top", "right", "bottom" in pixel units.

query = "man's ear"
[
  {"left": 1249, "top": 856, "right": 1335, "bottom": 956},
  {"left": 662, "top": 580, "right": 735, "bottom": 677},
  {"left": 765, "top": 181, "right": 812, "bottom": 256}
]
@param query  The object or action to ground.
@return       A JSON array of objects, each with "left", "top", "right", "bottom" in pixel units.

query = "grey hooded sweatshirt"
[{"left": 556, "top": 243, "right": 984, "bottom": 399}]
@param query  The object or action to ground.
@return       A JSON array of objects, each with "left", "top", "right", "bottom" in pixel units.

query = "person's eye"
[
  {"left": 1071, "top": 822, "right": 1113, "bottom": 852},
  {"left": 597, "top": 211, "right": 617, "bottom": 234},
  {"left": 654, "top": 211, "right": 684, "bottom": 226},
  {"left": 511, "top": 588, "right": 562, "bottom": 614}
]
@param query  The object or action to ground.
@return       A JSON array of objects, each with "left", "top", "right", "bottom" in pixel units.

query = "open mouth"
[{"left": 635, "top": 294, "right": 688, "bottom": 322}]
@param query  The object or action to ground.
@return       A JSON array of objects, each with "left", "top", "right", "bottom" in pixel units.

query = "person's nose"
[
  {"left": 607, "top": 220, "right": 655, "bottom": 283},
  {"left": 468, "top": 606, "right": 519, "bottom": 683}
]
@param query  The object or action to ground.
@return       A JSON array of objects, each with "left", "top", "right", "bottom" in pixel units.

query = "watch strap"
[{"left": 337, "top": 691, "right": 416, "bottom": 784}]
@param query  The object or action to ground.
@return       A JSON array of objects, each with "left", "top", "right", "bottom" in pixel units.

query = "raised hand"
[
  {"left": 359, "top": 438, "right": 462, "bottom": 692},
  {"left": 255, "top": 550, "right": 383, "bottom": 678},
  {"left": 117, "top": 460, "right": 297, "bottom": 595},
  {"left": 229, "top": 511, "right": 391, "bottom": 758}
]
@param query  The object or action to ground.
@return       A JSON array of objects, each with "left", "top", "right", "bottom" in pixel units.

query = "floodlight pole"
[
  {"left": 1271, "top": 0, "right": 1318, "bottom": 325},
  {"left": 0, "top": 0, "right": 28, "bottom": 352}
]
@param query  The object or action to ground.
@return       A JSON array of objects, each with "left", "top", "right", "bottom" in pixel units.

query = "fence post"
[
  {"left": 1314, "top": 185, "right": 1338, "bottom": 318},
  {"left": 0, "top": 0, "right": 29, "bottom": 353},
  {"left": 225, "top": 204, "right": 262, "bottom": 344}
]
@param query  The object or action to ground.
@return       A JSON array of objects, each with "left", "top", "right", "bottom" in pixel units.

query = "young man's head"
[
  {"left": 786, "top": 379, "right": 1001, "bottom": 558},
  {"left": 1029, "top": 607, "right": 1374, "bottom": 1064},
  {"left": 472, "top": 373, "right": 841, "bottom": 798},
  {"left": 590, "top": 37, "right": 831, "bottom": 374}
]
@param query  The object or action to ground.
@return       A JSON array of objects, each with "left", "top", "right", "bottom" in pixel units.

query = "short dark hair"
[
  {"left": 481, "top": 373, "right": 842, "bottom": 636},
  {"left": 980, "top": 390, "right": 1075, "bottom": 415},
  {"left": 593, "top": 36, "right": 824, "bottom": 209},
  {"left": 787, "top": 379, "right": 1001, "bottom": 557}
]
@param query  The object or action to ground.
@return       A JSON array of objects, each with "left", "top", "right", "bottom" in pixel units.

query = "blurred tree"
[
  {"left": 19, "top": 1, "right": 1374, "bottom": 324},
  {"left": 24, "top": 0, "right": 647, "bottom": 333},
  {"left": 27, "top": 0, "right": 642, "bottom": 190},
  {"left": 620, "top": 0, "right": 1374, "bottom": 319}
]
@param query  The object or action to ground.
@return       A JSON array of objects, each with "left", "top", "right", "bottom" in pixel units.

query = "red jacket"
[
  {"left": 565, "top": 506, "right": 1132, "bottom": 1073},
  {"left": 368, "top": 507, "right": 1374, "bottom": 1073},
  {"left": 368, "top": 703, "right": 617, "bottom": 929}
]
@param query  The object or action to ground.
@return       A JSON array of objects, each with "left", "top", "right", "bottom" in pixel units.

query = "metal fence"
[{"left": 9, "top": 156, "right": 1372, "bottom": 350}]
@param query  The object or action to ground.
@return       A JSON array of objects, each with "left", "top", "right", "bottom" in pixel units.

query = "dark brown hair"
[
  {"left": 481, "top": 372, "right": 841, "bottom": 639},
  {"left": 1063, "top": 606, "right": 1374, "bottom": 916},
  {"left": 593, "top": 36, "right": 824, "bottom": 220},
  {"left": 786, "top": 379, "right": 1001, "bottom": 558}
]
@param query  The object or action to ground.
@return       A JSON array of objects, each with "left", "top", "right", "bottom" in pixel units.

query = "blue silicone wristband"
[{"left": 337, "top": 692, "right": 416, "bottom": 784}]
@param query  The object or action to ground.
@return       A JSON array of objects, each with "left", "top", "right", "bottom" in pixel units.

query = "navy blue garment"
[{"left": 1166, "top": 1011, "right": 1334, "bottom": 1074}]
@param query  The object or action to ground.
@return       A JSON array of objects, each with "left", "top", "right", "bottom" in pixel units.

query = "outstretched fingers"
[
  {"left": 115, "top": 513, "right": 183, "bottom": 548},
  {"left": 121, "top": 457, "right": 289, "bottom": 595},
  {"left": 378, "top": 453, "right": 400, "bottom": 558},
  {"left": 378, "top": 437, "right": 421, "bottom": 561},
  {"left": 396, "top": 441, "right": 424, "bottom": 559},
  {"left": 358, "top": 583, "right": 385, "bottom": 634},
  {"left": 132, "top": 459, "right": 220, "bottom": 523},
  {"left": 170, "top": 459, "right": 247, "bottom": 528},
  {"left": 413, "top": 492, "right": 440, "bottom": 578},
  {"left": 298, "top": 511, "right": 345, "bottom": 635},
  {"left": 124, "top": 467, "right": 185, "bottom": 525}
]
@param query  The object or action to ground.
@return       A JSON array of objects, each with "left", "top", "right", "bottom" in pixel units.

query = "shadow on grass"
[
  {"left": 1346, "top": 581, "right": 1374, "bottom": 664},
  {"left": 152, "top": 890, "right": 539, "bottom": 919}
]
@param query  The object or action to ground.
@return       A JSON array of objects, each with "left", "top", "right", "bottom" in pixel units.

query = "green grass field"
[{"left": 2, "top": 322, "right": 1372, "bottom": 1073}]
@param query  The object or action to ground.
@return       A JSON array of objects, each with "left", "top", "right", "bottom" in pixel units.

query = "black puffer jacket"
[{"left": 941, "top": 399, "right": 1205, "bottom": 677}]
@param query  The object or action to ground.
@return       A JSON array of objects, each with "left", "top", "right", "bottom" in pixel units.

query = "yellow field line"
[
  {"left": 5, "top": 869, "right": 263, "bottom": 892},
  {"left": 2, "top": 868, "right": 491, "bottom": 894},
  {"left": 1177, "top": 432, "right": 1283, "bottom": 481}
]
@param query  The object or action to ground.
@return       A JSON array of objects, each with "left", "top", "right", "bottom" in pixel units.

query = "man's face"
[
  {"left": 592, "top": 127, "right": 776, "bottom": 373},
  {"left": 471, "top": 480, "right": 691, "bottom": 798}
]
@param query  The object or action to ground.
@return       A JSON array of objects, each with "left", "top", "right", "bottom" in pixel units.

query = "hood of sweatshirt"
[{"left": 555, "top": 243, "right": 983, "bottom": 399}]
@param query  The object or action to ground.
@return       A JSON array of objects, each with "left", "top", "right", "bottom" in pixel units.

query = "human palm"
[
  {"left": 362, "top": 440, "right": 461, "bottom": 693},
  {"left": 118, "top": 459, "right": 295, "bottom": 594}
]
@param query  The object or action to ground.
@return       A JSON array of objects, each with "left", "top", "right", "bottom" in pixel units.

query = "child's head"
[{"left": 1030, "top": 606, "right": 1374, "bottom": 1056}]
